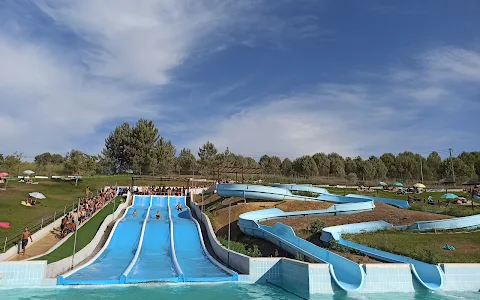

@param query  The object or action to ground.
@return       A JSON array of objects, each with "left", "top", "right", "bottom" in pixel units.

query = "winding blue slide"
[
  {"left": 217, "top": 183, "right": 480, "bottom": 291},
  {"left": 58, "top": 195, "right": 237, "bottom": 285}
]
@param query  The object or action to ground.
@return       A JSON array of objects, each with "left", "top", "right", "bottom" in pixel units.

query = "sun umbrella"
[
  {"left": 440, "top": 193, "right": 458, "bottom": 200},
  {"left": 29, "top": 192, "right": 46, "bottom": 199},
  {"left": 413, "top": 183, "right": 426, "bottom": 189},
  {"left": 391, "top": 182, "right": 403, "bottom": 187},
  {"left": 0, "top": 172, "right": 9, "bottom": 177},
  {"left": 23, "top": 170, "right": 35, "bottom": 175},
  {"left": 377, "top": 181, "right": 387, "bottom": 186}
]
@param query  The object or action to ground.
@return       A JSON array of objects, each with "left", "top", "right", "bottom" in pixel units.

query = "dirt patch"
[
  {"left": 210, "top": 200, "right": 331, "bottom": 258},
  {"left": 261, "top": 201, "right": 452, "bottom": 229}
]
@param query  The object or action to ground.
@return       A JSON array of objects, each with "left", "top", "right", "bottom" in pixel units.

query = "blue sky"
[{"left": 0, "top": 0, "right": 479, "bottom": 160}]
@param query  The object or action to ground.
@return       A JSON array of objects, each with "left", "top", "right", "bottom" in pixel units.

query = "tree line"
[{"left": 1, "top": 119, "right": 479, "bottom": 182}]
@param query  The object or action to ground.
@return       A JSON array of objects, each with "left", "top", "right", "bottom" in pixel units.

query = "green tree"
[
  {"left": 63, "top": 150, "right": 97, "bottom": 175},
  {"left": 292, "top": 155, "right": 318, "bottom": 177},
  {"left": 328, "top": 153, "right": 345, "bottom": 178},
  {"left": 259, "top": 155, "right": 270, "bottom": 170},
  {"left": 50, "top": 154, "right": 65, "bottom": 165},
  {"left": 3, "top": 153, "right": 22, "bottom": 175},
  {"left": 346, "top": 172, "right": 358, "bottom": 184},
  {"left": 103, "top": 122, "right": 134, "bottom": 173},
  {"left": 130, "top": 119, "right": 159, "bottom": 174},
  {"left": 281, "top": 158, "right": 293, "bottom": 176},
  {"left": 312, "top": 153, "right": 330, "bottom": 176},
  {"left": 380, "top": 153, "right": 397, "bottom": 178},
  {"left": 154, "top": 137, "right": 176, "bottom": 174},
  {"left": 344, "top": 157, "right": 357, "bottom": 175},
  {"left": 178, "top": 148, "right": 197, "bottom": 174},
  {"left": 426, "top": 151, "right": 442, "bottom": 180},
  {"left": 198, "top": 141, "right": 217, "bottom": 174}
]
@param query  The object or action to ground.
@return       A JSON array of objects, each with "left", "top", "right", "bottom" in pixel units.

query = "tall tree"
[
  {"left": 292, "top": 156, "right": 318, "bottom": 177},
  {"left": 103, "top": 122, "right": 133, "bottom": 173},
  {"left": 178, "top": 148, "right": 197, "bottom": 173},
  {"left": 426, "top": 151, "right": 442, "bottom": 180},
  {"left": 328, "top": 153, "right": 345, "bottom": 178},
  {"left": 312, "top": 153, "right": 330, "bottom": 176},
  {"left": 198, "top": 141, "right": 217, "bottom": 174},
  {"left": 130, "top": 119, "right": 159, "bottom": 174},
  {"left": 63, "top": 150, "right": 97, "bottom": 175},
  {"left": 3, "top": 153, "right": 22, "bottom": 175},
  {"left": 345, "top": 157, "right": 357, "bottom": 175},
  {"left": 281, "top": 158, "right": 293, "bottom": 176},
  {"left": 380, "top": 153, "right": 397, "bottom": 178},
  {"left": 154, "top": 137, "right": 176, "bottom": 174}
]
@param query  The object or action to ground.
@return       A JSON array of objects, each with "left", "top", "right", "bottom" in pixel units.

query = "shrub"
[
  {"left": 248, "top": 245, "right": 262, "bottom": 257},
  {"left": 309, "top": 220, "right": 325, "bottom": 234}
]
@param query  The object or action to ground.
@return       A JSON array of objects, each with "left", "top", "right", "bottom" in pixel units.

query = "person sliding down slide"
[{"left": 176, "top": 202, "right": 183, "bottom": 212}]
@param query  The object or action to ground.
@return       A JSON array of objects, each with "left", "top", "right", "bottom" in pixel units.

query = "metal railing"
[{"left": 2, "top": 202, "right": 82, "bottom": 253}]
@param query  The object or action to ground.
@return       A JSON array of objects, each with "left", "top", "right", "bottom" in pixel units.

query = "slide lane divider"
[
  {"left": 57, "top": 194, "right": 136, "bottom": 284},
  {"left": 121, "top": 196, "right": 153, "bottom": 283},
  {"left": 168, "top": 196, "right": 185, "bottom": 282}
]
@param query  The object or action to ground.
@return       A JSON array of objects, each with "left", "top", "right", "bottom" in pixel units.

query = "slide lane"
[
  {"left": 124, "top": 196, "right": 179, "bottom": 283},
  {"left": 58, "top": 195, "right": 151, "bottom": 285},
  {"left": 169, "top": 196, "right": 237, "bottom": 282}
]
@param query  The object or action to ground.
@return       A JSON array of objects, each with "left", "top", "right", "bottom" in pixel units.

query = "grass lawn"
[
  {"left": 343, "top": 229, "right": 480, "bottom": 263},
  {"left": 0, "top": 175, "right": 189, "bottom": 238},
  {"left": 35, "top": 196, "right": 122, "bottom": 263},
  {"left": 325, "top": 187, "right": 478, "bottom": 217}
]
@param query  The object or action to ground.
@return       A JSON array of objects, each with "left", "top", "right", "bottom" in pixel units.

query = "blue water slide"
[
  {"left": 321, "top": 221, "right": 444, "bottom": 290},
  {"left": 169, "top": 196, "right": 238, "bottom": 282},
  {"left": 57, "top": 195, "right": 152, "bottom": 285},
  {"left": 123, "top": 196, "right": 181, "bottom": 283}
]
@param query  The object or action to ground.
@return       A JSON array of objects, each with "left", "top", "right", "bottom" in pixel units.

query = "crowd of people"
[
  {"left": 59, "top": 187, "right": 116, "bottom": 238},
  {"left": 132, "top": 186, "right": 188, "bottom": 196}
]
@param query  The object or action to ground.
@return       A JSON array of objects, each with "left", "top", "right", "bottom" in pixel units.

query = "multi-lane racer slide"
[{"left": 58, "top": 195, "right": 236, "bottom": 285}]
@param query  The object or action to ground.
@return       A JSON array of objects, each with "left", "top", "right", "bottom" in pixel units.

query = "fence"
[{"left": 1, "top": 201, "right": 82, "bottom": 253}]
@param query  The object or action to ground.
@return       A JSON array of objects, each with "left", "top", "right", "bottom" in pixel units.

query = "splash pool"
[{"left": 1, "top": 284, "right": 477, "bottom": 300}]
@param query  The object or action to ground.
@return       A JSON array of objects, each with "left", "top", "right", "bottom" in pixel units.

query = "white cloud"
[
  {"left": 0, "top": 0, "right": 254, "bottom": 157},
  {"left": 189, "top": 47, "right": 480, "bottom": 159}
]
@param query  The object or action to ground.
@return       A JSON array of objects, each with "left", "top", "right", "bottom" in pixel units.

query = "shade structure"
[
  {"left": 413, "top": 183, "right": 426, "bottom": 188},
  {"left": 462, "top": 179, "right": 480, "bottom": 186},
  {"left": 23, "top": 170, "right": 35, "bottom": 175},
  {"left": 0, "top": 172, "right": 9, "bottom": 177},
  {"left": 440, "top": 193, "right": 458, "bottom": 200},
  {"left": 29, "top": 192, "right": 46, "bottom": 199},
  {"left": 391, "top": 182, "right": 403, "bottom": 187},
  {"left": 377, "top": 181, "right": 387, "bottom": 186}
]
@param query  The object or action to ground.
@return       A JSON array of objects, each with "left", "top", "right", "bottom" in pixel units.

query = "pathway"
[{"left": 8, "top": 229, "right": 61, "bottom": 261}]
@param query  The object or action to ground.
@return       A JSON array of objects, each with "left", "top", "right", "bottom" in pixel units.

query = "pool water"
[{"left": 0, "top": 283, "right": 478, "bottom": 300}]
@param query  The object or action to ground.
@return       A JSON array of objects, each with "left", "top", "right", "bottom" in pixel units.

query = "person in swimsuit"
[
  {"left": 132, "top": 209, "right": 137, "bottom": 217},
  {"left": 155, "top": 211, "right": 161, "bottom": 219},
  {"left": 176, "top": 202, "right": 183, "bottom": 212},
  {"left": 20, "top": 227, "right": 33, "bottom": 255}
]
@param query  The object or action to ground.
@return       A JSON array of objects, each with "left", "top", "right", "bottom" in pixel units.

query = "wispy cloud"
[
  {"left": 188, "top": 47, "right": 480, "bottom": 159},
  {"left": 0, "top": 0, "right": 262, "bottom": 156}
]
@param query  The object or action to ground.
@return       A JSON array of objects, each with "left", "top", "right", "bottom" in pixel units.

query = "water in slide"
[
  {"left": 60, "top": 196, "right": 150, "bottom": 284},
  {"left": 126, "top": 196, "right": 178, "bottom": 282},
  {"left": 169, "top": 196, "right": 236, "bottom": 281}
]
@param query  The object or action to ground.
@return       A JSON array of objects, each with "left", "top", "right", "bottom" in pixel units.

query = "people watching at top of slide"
[{"left": 132, "top": 186, "right": 188, "bottom": 196}]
